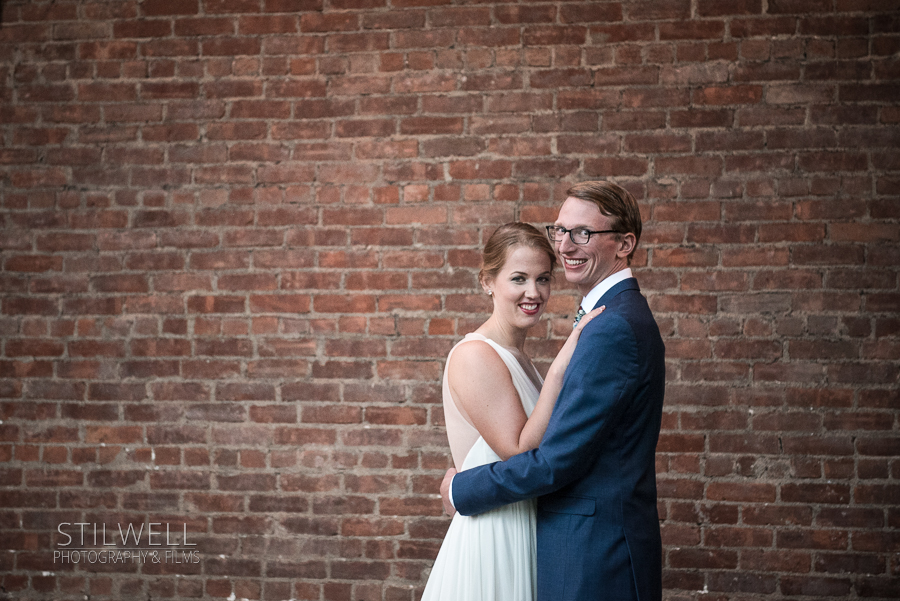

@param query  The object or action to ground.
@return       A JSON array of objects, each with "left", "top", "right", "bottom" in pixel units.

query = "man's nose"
[{"left": 557, "top": 233, "right": 574, "bottom": 253}]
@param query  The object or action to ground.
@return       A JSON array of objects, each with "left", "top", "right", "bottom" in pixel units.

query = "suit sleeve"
[{"left": 452, "top": 313, "right": 639, "bottom": 516}]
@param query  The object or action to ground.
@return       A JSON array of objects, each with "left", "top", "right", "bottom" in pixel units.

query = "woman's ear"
[{"left": 480, "top": 276, "right": 494, "bottom": 297}]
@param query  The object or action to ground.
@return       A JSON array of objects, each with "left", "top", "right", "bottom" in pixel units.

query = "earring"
[{"left": 487, "top": 290, "right": 493, "bottom": 296}]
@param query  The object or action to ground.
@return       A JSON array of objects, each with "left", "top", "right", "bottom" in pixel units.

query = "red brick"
[
  {"left": 695, "top": 85, "right": 764, "bottom": 105},
  {"left": 653, "top": 247, "right": 719, "bottom": 268},
  {"left": 238, "top": 15, "right": 297, "bottom": 34},
  {"left": 658, "top": 20, "right": 725, "bottom": 40},
  {"left": 708, "top": 572, "right": 777, "bottom": 594},
  {"left": 143, "top": 0, "right": 198, "bottom": 16},
  {"left": 698, "top": 0, "right": 763, "bottom": 15},
  {"left": 3, "top": 255, "right": 63, "bottom": 273},
  {"left": 300, "top": 12, "right": 358, "bottom": 33},
  {"left": 1, "top": 3, "right": 898, "bottom": 595},
  {"left": 583, "top": 157, "right": 649, "bottom": 177}
]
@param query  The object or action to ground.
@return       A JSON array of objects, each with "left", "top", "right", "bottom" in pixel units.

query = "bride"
[{"left": 422, "top": 222, "right": 602, "bottom": 600}]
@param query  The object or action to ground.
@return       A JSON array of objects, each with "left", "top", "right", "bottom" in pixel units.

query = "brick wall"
[{"left": 1, "top": 1, "right": 898, "bottom": 600}]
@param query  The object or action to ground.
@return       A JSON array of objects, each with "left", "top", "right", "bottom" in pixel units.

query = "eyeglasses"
[{"left": 546, "top": 225, "right": 620, "bottom": 245}]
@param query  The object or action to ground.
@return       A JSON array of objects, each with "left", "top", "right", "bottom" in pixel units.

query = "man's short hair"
[{"left": 566, "top": 180, "right": 642, "bottom": 263}]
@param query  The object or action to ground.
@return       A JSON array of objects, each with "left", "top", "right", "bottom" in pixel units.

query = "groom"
[{"left": 441, "top": 180, "right": 665, "bottom": 601}]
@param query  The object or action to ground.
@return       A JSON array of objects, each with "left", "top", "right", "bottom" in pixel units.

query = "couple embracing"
[{"left": 423, "top": 181, "right": 665, "bottom": 601}]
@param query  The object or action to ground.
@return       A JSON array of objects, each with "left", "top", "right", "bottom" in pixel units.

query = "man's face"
[{"left": 554, "top": 196, "right": 631, "bottom": 295}]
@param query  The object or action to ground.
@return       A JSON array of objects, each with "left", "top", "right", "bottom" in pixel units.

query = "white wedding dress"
[{"left": 422, "top": 333, "right": 539, "bottom": 601}]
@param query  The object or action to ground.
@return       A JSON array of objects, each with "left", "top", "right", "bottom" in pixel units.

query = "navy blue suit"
[{"left": 452, "top": 278, "right": 665, "bottom": 601}]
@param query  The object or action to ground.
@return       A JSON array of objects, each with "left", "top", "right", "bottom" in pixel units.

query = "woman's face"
[{"left": 483, "top": 245, "right": 552, "bottom": 331}]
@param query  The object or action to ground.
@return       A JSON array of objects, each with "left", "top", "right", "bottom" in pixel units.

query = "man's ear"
[{"left": 616, "top": 233, "right": 636, "bottom": 259}]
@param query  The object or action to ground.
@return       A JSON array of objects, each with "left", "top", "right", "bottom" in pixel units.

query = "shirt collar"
[{"left": 580, "top": 268, "right": 633, "bottom": 311}]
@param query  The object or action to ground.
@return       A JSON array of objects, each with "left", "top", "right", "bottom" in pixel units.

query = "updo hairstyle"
[{"left": 478, "top": 222, "right": 557, "bottom": 286}]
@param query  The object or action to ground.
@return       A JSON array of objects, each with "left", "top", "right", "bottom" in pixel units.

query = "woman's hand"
[
  {"left": 551, "top": 305, "right": 606, "bottom": 372},
  {"left": 573, "top": 305, "right": 605, "bottom": 336},
  {"left": 440, "top": 468, "right": 457, "bottom": 517}
]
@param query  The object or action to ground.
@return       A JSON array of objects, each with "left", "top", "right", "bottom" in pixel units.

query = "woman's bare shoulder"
[
  {"left": 448, "top": 338, "right": 506, "bottom": 376},
  {"left": 447, "top": 339, "right": 518, "bottom": 399}
]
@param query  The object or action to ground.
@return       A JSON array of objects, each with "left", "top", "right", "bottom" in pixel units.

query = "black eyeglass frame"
[{"left": 545, "top": 225, "right": 620, "bottom": 245}]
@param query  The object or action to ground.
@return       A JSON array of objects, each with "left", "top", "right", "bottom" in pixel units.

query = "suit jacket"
[{"left": 452, "top": 278, "right": 665, "bottom": 601}]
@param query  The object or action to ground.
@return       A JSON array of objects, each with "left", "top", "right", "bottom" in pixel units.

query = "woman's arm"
[
  {"left": 452, "top": 310, "right": 652, "bottom": 517},
  {"left": 447, "top": 306, "right": 604, "bottom": 460},
  {"left": 519, "top": 305, "right": 604, "bottom": 450}
]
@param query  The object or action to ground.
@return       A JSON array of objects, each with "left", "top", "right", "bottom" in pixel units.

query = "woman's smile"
[{"left": 518, "top": 302, "right": 541, "bottom": 316}]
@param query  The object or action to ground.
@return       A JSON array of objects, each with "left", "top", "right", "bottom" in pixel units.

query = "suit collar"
[
  {"left": 591, "top": 277, "right": 639, "bottom": 310},
  {"left": 580, "top": 268, "right": 633, "bottom": 311}
]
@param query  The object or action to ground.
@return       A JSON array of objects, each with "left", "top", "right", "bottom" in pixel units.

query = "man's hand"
[{"left": 440, "top": 468, "right": 457, "bottom": 517}]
